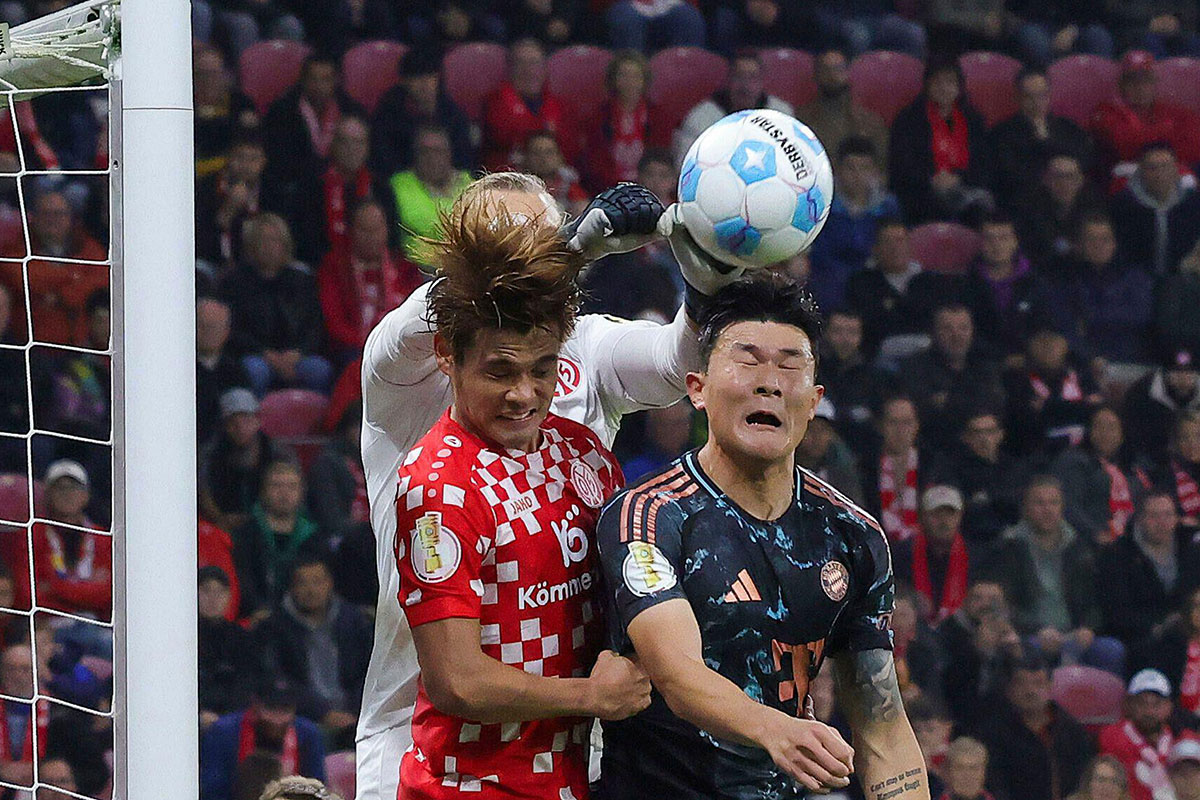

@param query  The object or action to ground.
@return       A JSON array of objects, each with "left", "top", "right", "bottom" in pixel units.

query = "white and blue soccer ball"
[{"left": 678, "top": 108, "right": 834, "bottom": 271}]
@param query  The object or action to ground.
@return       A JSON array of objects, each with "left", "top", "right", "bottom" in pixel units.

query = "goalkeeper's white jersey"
[{"left": 355, "top": 280, "right": 699, "bottom": 744}]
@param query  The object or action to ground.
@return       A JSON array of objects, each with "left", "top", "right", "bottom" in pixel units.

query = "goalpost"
[{"left": 0, "top": 1, "right": 195, "bottom": 798}]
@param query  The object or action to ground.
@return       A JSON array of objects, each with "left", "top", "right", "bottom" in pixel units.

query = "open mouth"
[
  {"left": 745, "top": 411, "right": 782, "bottom": 429},
  {"left": 500, "top": 410, "right": 537, "bottom": 422}
]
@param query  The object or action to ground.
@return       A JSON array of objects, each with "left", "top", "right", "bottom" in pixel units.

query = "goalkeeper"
[{"left": 353, "top": 176, "right": 746, "bottom": 800}]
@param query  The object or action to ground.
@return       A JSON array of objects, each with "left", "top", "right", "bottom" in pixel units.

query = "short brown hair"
[{"left": 427, "top": 192, "right": 584, "bottom": 360}]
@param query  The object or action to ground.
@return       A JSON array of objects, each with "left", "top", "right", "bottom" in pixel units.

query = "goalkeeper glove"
[
  {"left": 562, "top": 183, "right": 664, "bottom": 261},
  {"left": 657, "top": 203, "right": 746, "bottom": 318}
]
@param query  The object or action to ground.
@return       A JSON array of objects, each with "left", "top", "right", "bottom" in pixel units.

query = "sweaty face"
[
  {"left": 439, "top": 325, "right": 563, "bottom": 452},
  {"left": 688, "top": 321, "right": 822, "bottom": 467}
]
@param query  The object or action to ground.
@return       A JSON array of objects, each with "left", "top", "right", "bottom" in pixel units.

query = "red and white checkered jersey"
[
  {"left": 396, "top": 410, "right": 624, "bottom": 800},
  {"left": 357, "top": 280, "right": 699, "bottom": 747}
]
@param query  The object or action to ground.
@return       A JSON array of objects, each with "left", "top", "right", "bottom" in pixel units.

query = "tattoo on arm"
[
  {"left": 831, "top": 648, "right": 903, "bottom": 725},
  {"left": 868, "top": 768, "right": 925, "bottom": 800}
]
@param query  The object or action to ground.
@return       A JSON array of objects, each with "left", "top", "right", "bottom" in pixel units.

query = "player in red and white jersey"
[
  {"left": 355, "top": 173, "right": 744, "bottom": 800},
  {"left": 395, "top": 193, "right": 650, "bottom": 799}
]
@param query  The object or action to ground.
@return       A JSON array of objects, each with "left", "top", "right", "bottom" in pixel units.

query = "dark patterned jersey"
[{"left": 594, "top": 449, "right": 895, "bottom": 800}]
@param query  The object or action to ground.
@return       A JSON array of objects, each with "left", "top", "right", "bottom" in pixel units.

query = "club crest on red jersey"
[{"left": 570, "top": 461, "right": 604, "bottom": 509}]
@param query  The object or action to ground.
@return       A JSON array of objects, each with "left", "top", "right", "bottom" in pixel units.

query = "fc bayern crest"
[
  {"left": 555, "top": 358, "right": 581, "bottom": 398},
  {"left": 820, "top": 560, "right": 849, "bottom": 602},
  {"left": 570, "top": 461, "right": 604, "bottom": 508}
]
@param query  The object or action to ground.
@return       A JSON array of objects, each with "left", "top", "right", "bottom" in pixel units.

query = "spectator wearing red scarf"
[
  {"left": 894, "top": 485, "right": 974, "bottom": 626},
  {"left": 864, "top": 395, "right": 926, "bottom": 544},
  {"left": 889, "top": 59, "right": 993, "bottom": 224},
  {"left": 482, "top": 38, "right": 578, "bottom": 172},
  {"left": 293, "top": 116, "right": 396, "bottom": 265},
  {"left": 584, "top": 50, "right": 666, "bottom": 192},
  {"left": 1053, "top": 407, "right": 1139, "bottom": 546},
  {"left": 317, "top": 200, "right": 424, "bottom": 364},
  {"left": 1100, "top": 670, "right": 1180, "bottom": 800},
  {"left": 200, "top": 679, "right": 326, "bottom": 800}
]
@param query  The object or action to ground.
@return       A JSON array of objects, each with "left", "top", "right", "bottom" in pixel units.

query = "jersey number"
[
  {"left": 771, "top": 638, "right": 826, "bottom": 713},
  {"left": 552, "top": 518, "right": 589, "bottom": 567}
]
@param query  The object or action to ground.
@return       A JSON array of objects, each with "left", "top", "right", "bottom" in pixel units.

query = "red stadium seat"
[
  {"left": 1154, "top": 57, "right": 1200, "bottom": 116},
  {"left": 1048, "top": 54, "right": 1119, "bottom": 126},
  {"left": 343, "top": 40, "right": 408, "bottom": 116},
  {"left": 1052, "top": 665, "right": 1125, "bottom": 730},
  {"left": 548, "top": 45, "right": 613, "bottom": 125},
  {"left": 908, "top": 222, "right": 981, "bottom": 275},
  {"left": 849, "top": 51, "right": 923, "bottom": 126},
  {"left": 325, "top": 751, "right": 356, "bottom": 800},
  {"left": 960, "top": 51, "right": 1021, "bottom": 126},
  {"left": 239, "top": 39, "right": 313, "bottom": 116},
  {"left": 443, "top": 42, "right": 509, "bottom": 122},
  {"left": 0, "top": 474, "right": 31, "bottom": 524},
  {"left": 759, "top": 48, "right": 816, "bottom": 110},
  {"left": 258, "top": 389, "right": 330, "bottom": 439},
  {"left": 649, "top": 47, "right": 728, "bottom": 137}
]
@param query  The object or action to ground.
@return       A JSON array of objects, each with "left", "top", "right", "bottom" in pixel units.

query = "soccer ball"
[{"left": 677, "top": 108, "right": 834, "bottom": 271}]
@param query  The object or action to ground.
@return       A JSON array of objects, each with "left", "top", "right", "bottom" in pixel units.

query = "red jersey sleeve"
[{"left": 395, "top": 463, "right": 495, "bottom": 628}]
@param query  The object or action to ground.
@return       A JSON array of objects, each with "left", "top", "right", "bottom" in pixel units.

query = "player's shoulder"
[
  {"left": 568, "top": 312, "right": 655, "bottom": 349},
  {"left": 599, "top": 457, "right": 700, "bottom": 538},
  {"left": 796, "top": 466, "right": 885, "bottom": 541},
  {"left": 398, "top": 414, "right": 484, "bottom": 481}
]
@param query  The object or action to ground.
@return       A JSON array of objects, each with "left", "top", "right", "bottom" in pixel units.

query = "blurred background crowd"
[{"left": 4, "top": 0, "right": 1200, "bottom": 798}]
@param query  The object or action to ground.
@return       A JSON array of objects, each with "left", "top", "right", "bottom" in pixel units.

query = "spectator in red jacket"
[
  {"left": 11, "top": 460, "right": 111, "bottom": 621},
  {"left": 1099, "top": 669, "right": 1179, "bottom": 800},
  {"left": 317, "top": 199, "right": 423, "bottom": 362},
  {"left": 584, "top": 50, "right": 665, "bottom": 191},
  {"left": 1089, "top": 50, "right": 1200, "bottom": 181},
  {"left": 199, "top": 518, "right": 241, "bottom": 622},
  {"left": 481, "top": 38, "right": 577, "bottom": 171}
]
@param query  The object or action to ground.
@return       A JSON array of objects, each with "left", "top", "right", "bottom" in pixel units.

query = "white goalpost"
[{"left": 0, "top": 1, "right": 196, "bottom": 798}]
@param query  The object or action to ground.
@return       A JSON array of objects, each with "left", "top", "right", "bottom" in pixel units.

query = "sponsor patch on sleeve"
[
  {"left": 622, "top": 541, "right": 677, "bottom": 597},
  {"left": 411, "top": 511, "right": 462, "bottom": 584}
]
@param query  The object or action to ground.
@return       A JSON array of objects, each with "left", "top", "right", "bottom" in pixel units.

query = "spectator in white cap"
[
  {"left": 893, "top": 485, "right": 975, "bottom": 626},
  {"left": 796, "top": 397, "right": 865, "bottom": 506},
  {"left": 1098, "top": 490, "right": 1200, "bottom": 654},
  {"left": 0, "top": 459, "right": 113, "bottom": 621},
  {"left": 199, "top": 388, "right": 289, "bottom": 533},
  {"left": 1169, "top": 739, "right": 1200, "bottom": 800},
  {"left": 1099, "top": 669, "right": 1179, "bottom": 800}
]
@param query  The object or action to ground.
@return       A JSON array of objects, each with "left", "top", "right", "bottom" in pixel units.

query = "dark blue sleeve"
[
  {"left": 828, "top": 519, "right": 895, "bottom": 655},
  {"left": 296, "top": 716, "right": 327, "bottom": 781},
  {"left": 595, "top": 488, "right": 689, "bottom": 649},
  {"left": 199, "top": 715, "right": 239, "bottom": 800}
]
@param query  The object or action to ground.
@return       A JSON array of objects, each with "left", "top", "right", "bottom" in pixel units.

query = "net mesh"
[{"left": 0, "top": 2, "right": 118, "bottom": 798}]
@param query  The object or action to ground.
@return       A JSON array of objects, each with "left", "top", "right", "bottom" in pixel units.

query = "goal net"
[{"left": 0, "top": 1, "right": 195, "bottom": 798}]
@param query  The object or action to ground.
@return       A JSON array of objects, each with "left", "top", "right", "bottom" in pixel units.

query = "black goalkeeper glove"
[{"left": 562, "top": 182, "right": 665, "bottom": 261}]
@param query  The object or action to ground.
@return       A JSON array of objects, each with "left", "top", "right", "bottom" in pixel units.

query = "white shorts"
[{"left": 354, "top": 724, "right": 412, "bottom": 800}]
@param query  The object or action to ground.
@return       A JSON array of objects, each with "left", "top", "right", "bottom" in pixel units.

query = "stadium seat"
[
  {"left": 443, "top": 42, "right": 509, "bottom": 122},
  {"left": 907, "top": 222, "right": 981, "bottom": 275},
  {"left": 649, "top": 47, "right": 728, "bottom": 137},
  {"left": 239, "top": 39, "right": 313, "bottom": 116},
  {"left": 960, "top": 51, "right": 1021, "bottom": 127},
  {"left": 1154, "top": 57, "right": 1200, "bottom": 116},
  {"left": 1048, "top": 54, "right": 1119, "bottom": 126},
  {"left": 1052, "top": 665, "right": 1125, "bottom": 730},
  {"left": 759, "top": 48, "right": 816, "bottom": 110},
  {"left": 547, "top": 45, "right": 613, "bottom": 125},
  {"left": 325, "top": 751, "right": 356, "bottom": 799},
  {"left": 258, "top": 389, "right": 330, "bottom": 439},
  {"left": 0, "top": 473, "right": 30, "bottom": 524},
  {"left": 848, "top": 51, "right": 923, "bottom": 126},
  {"left": 343, "top": 40, "right": 408, "bottom": 116}
]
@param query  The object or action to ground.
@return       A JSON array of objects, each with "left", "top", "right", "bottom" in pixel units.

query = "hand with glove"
[
  {"left": 656, "top": 203, "right": 746, "bottom": 320},
  {"left": 562, "top": 183, "right": 665, "bottom": 261}
]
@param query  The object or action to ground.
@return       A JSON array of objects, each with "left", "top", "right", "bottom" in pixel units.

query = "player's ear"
[
  {"left": 685, "top": 371, "right": 706, "bottom": 411},
  {"left": 434, "top": 332, "right": 454, "bottom": 377},
  {"left": 807, "top": 384, "right": 825, "bottom": 422}
]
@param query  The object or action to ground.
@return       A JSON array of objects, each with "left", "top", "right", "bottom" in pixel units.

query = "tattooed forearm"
[
  {"left": 830, "top": 649, "right": 902, "bottom": 725},
  {"left": 868, "top": 768, "right": 925, "bottom": 800}
]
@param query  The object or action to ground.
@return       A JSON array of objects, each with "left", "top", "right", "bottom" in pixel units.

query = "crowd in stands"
[{"left": 4, "top": 0, "right": 1200, "bottom": 798}]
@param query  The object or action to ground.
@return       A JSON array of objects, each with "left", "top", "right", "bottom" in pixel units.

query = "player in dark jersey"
[{"left": 595, "top": 274, "right": 929, "bottom": 800}]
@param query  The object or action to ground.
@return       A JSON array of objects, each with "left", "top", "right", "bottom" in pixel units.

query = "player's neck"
[{"left": 697, "top": 442, "right": 794, "bottom": 521}]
